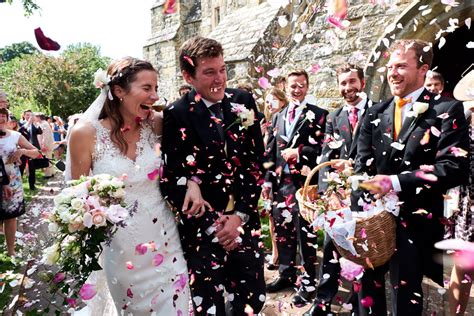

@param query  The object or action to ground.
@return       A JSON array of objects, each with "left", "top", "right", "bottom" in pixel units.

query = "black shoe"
[
  {"left": 303, "top": 299, "right": 331, "bottom": 316},
  {"left": 266, "top": 277, "right": 295, "bottom": 293},
  {"left": 30, "top": 186, "right": 37, "bottom": 191},
  {"left": 267, "top": 263, "right": 279, "bottom": 270},
  {"left": 292, "top": 289, "right": 316, "bottom": 306}
]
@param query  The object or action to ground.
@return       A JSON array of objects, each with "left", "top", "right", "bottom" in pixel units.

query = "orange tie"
[{"left": 393, "top": 97, "right": 411, "bottom": 139}]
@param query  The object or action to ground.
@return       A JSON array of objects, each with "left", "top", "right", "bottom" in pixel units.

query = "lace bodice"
[{"left": 92, "top": 121, "right": 163, "bottom": 200}]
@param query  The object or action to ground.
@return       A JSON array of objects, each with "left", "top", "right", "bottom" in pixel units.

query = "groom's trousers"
[{"left": 180, "top": 226, "right": 265, "bottom": 315}]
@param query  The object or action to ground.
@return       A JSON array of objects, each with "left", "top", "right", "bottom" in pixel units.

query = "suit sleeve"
[
  {"left": 397, "top": 101, "right": 470, "bottom": 193},
  {"left": 298, "top": 109, "right": 328, "bottom": 169},
  {"left": 354, "top": 109, "right": 377, "bottom": 176},
  {"left": 160, "top": 107, "right": 219, "bottom": 233},
  {"left": 318, "top": 113, "right": 335, "bottom": 189}
]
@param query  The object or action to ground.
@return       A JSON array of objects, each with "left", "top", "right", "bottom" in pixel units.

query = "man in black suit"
[
  {"left": 304, "top": 64, "right": 370, "bottom": 315},
  {"left": 18, "top": 110, "right": 42, "bottom": 190},
  {"left": 161, "top": 36, "right": 265, "bottom": 315},
  {"left": 354, "top": 39, "right": 469, "bottom": 315},
  {"left": 263, "top": 69, "right": 328, "bottom": 306}
]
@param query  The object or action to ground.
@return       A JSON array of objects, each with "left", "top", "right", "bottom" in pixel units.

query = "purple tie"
[
  {"left": 288, "top": 104, "right": 296, "bottom": 124},
  {"left": 349, "top": 107, "right": 358, "bottom": 131}
]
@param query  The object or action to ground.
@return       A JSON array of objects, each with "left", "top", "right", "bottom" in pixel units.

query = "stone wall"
[{"left": 144, "top": 0, "right": 472, "bottom": 108}]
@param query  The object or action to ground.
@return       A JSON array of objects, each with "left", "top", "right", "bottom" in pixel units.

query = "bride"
[{"left": 68, "top": 57, "right": 207, "bottom": 315}]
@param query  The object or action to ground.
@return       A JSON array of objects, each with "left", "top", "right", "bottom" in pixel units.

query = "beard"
[{"left": 341, "top": 88, "right": 361, "bottom": 104}]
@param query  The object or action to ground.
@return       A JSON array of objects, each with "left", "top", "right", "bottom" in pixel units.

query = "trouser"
[
  {"left": 181, "top": 228, "right": 265, "bottom": 315},
  {"left": 272, "top": 174, "right": 318, "bottom": 287}
]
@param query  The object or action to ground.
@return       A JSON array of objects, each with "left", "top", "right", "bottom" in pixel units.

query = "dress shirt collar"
[
  {"left": 202, "top": 98, "right": 222, "bottom": 109},
  {"left": 343, "top": 95, "right": 367, "bottom": 112},
  {"left": 398, "top": 86, "right": 425, "bottom": 106}
]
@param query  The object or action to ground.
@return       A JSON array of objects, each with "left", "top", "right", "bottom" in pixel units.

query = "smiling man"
[
  {"left": 354, "top": 39, "right": 469, "bottom": 315},
  {"left": 160, "top": 36, "right": 266, "bottom": 315},
  {"left": 263, "top": 69, "right": 328, "bottom": 306}
]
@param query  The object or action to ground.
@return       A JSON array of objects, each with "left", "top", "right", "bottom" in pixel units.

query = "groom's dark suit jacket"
[
  {"left": 161, "top": 88, "right": 265, "bottom": 239},
  {"left": 355, "top": 89, "right": 469, "bottom": 284}
]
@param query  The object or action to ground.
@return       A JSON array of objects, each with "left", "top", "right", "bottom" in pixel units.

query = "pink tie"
[
  {"left": 348, "top": 107, "right": 358, "bottom": 131},
  {"left": 288, "top": 104, "right": 296, "bottom": 124}
]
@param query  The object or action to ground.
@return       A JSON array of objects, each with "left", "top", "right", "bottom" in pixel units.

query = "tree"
[
  {"left": 0, "top": 41, "right": 38, "bottom": 62},
  {"left": 2, "top": 0, "right": 40, "bottom": 16},
  {"left": 0, "top": 43, "right": 110, "bottom": 118}
]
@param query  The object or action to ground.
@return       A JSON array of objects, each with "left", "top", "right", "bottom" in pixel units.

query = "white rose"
[
  {"left": 106, "top": 204, "right": 129, "bottom": 223},
  {"left": 93, "top": 69, "right": 110, "bottom": 89},
  {"left": 113, "top": 188, "right": 125, "bottom": 199},
  {"left": 92, "top": 211, "right": 107, "bottom": 227},
  {"left": 48, "top": 222, "right": 59, "bottom": 233},
  {"left": 241, "top": 109, "right": 255, "bottom": 128},
  {"left": 412, "top": 102, "right": 429, "bottom": 116},
  {"left": 71, "top": 198, "right": 86, "bottom": 211},
  {"left": 83, "top": 212, "right": 93, "bottom": 228},
  {"left": 42, "top": 243, "right": 60, "bottom": 265}
]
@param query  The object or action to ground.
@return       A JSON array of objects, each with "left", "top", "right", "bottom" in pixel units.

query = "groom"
[{"left": 161, "top": 36, "right": 266, "bottom": 315}]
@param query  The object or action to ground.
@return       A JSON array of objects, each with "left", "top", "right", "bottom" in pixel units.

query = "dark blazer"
[
  {"left": 0, "top": 158, "right": 9, "bottom": 211},
  {"left": 19, "top": 123, "right": 42, "bottom": 149},
  {"left": 161, "top": 88, "right": 265, "bottom": 236},
  {"left": 318, "top": 100, "right": 371, "bottom": 190},
  {"left": 265, "top": 102, "right": 328, "bottom": 188},
  {"left": 355, "top": 89, "right": 470, "bottom": 284}
]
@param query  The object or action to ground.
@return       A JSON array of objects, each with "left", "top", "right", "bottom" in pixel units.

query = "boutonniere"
[
  {"left": 227, "top": 102, "right": 255, "bottom": 130},
  {"left": 407, "top": 102, "right": 429, "bottom": 118},
  {"left": 305, "top": 110, "right": 315, "bottom": 122}
]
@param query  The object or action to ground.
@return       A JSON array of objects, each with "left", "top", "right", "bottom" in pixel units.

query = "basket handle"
[{"left": 301, "top": 159, "right": 349, "bottom": 203}]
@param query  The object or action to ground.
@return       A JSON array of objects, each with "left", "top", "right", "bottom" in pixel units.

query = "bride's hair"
[{"left": 99, "top": 57, "right": 156, "bottom": 154}]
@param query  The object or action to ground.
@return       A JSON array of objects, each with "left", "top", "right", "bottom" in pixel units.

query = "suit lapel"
[
  {"left": 336, "top": 110, "right": 352, "bottom": 154},
  {"left": 397, "top": 90, "right": 432, "bottom": 145},
  {"left": 348, "top": 103, "right": 368, "bottom": 157},
  {"left": 379, "top": 99, "right": 395, "bottom": 158},
  {"left": 277, "top": 107, "right": 290, "bottom": 146},
  {"left": 188, "top": 90, "right": 223, "bottom": 147},
  {"left": 288, "top": 107, "right": 306, "bottom": 141}
]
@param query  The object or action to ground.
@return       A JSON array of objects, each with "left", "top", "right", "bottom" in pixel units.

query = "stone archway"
[{"left": 364, "top": 0, "right": 474, "bottom": 102}]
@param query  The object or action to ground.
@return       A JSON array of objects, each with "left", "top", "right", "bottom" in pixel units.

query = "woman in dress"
[
  {"left": 0, "top": 108, "right": 42, "bottom": 256},
  {"left": 68, "top": 57, "right": 208, "bottom": 315}
]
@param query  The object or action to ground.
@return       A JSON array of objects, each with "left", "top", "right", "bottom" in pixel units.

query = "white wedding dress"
[{"left": 80, "top": 120, "right": 190, "bottom": 315}]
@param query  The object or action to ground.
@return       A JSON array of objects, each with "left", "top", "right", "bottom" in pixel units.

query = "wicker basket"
[
  {"left": 296, "top": 160, "right": 396, "bottom": 268},
  {"left": 296, "top": 159, "right": 346, "bottom": 223}
]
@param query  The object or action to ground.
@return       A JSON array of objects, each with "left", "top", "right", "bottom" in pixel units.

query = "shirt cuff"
[{"left": 390, "top": 175, "right": 402, "bottom": 192}]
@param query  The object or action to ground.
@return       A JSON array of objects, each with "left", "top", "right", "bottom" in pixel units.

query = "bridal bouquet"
[{"left": 42, "top": 174, "right": 134, "bottom": 307}]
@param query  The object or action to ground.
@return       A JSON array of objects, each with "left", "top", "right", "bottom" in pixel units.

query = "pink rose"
[{"left": 92, "top": 211, "right": 107, "bottom": 227}]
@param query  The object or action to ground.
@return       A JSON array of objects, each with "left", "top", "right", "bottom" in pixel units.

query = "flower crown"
[{"left": 93, "top": 69, "right": 114, "bottom": 100}]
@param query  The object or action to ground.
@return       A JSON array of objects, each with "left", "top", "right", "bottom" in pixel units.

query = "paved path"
[{"left": 4, "top": 173, "right": 474, "bottom": 315}]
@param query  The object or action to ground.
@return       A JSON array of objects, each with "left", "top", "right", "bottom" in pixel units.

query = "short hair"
[
  {"left": 426, "top": 70, "right": 445, "bottom": 85},
  {"left": 23, "top": 109, "right": 32, "bottom": 114},
  {"left": 390, "top": 39, "right": 433, "bottom": 68},
  {"left": 336, "top": 64, "right": 364, "bottom": 82},
  {"left": 178, "top": 36, "right": 224, "bottom": 77},
  {"left": 287, "top": 69, "right": 309, "bottom": 85},
  {"left": 236, "top": 82, "right": 253, "bottom": 93},
  {"left": 0, "top": 108, "right": 9, "bottom": 118}
]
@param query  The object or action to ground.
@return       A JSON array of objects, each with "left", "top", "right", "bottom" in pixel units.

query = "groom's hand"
[
  {"left": 182, "top": 180, "right": 211, "bottom": 218},
  {"left": 215, "top": 215, "right": 243, "bottom": 251}
]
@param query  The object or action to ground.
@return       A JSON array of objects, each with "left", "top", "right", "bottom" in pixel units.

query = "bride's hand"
[{"left": 182, "top": 179, "right": 212, "bottom": 218}]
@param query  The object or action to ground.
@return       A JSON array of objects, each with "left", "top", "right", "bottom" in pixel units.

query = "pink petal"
[
  {"left": 126, "top": 261, "right": 134, "bottom": 270},
  {"left": 360, "top": 296, "right": 374, "bottom": 308},
  {"left": 53, "top": 272, "right": 65, "bottom": 284},
  {"left": 79, "top": 283, "right": 97, "bottom": 301},
  {"left": 430, "top": 126, "right": 441, "bottom": 137},
  {"left": 127, "top": 288, "right": 133, "bottom": 298},
  {"left": 135, "top": 243, "right": 148, "bottom": 255},
  {"left": 147, "top": 169, "right": 160, "bottom": 181},
  {"left": 258, "top": 77, "right": 270, "bottom": 89},
  {"left": 415, "top": 171, "right": 438, "bottom": 182},
  {"left": 152, "top": 254, "right": 164, "bottom": 267}
]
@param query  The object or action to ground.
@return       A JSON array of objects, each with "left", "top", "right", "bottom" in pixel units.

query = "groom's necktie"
[
  {"left": 209, "top": 103, "right": 225, "bottom": 141},
  {"left": 394, "top": 97, "right": 411, "bottom": 140}
]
